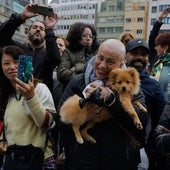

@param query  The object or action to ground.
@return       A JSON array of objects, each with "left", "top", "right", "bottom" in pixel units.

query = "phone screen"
[{"left": 18, "top": 55, "right": 33, "bottom": 83}]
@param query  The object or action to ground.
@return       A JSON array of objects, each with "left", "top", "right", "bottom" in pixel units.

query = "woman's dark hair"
[
  {"left": 155, "top": 32, "right": 170, "bottom": 53},
  {"left": 0, "top": 45, "right": 25, "bottom": 108},
  {"left": 0, "top": 45, "right": 24, "bottom": 101},
  {"left": 66, "top": 22, "right": 99, "bottom": 52},
  {"left": 0, "top": 45, "right": 40, "bottom": 112}
]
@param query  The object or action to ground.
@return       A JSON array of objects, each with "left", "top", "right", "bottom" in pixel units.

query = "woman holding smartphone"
[{"left": 0, "top": 45, "right": 56, "bottom": 170}]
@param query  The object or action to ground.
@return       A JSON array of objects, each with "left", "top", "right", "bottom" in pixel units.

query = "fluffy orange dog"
[{"left": 59, "top": 67, "right": 147, "bottom": 144}]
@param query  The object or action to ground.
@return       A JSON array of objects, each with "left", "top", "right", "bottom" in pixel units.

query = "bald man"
[{"left": 57, "top": 39, "right": 148, "bottom": 170}]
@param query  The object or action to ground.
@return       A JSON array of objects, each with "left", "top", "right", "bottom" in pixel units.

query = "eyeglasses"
[{"left": 82, "top": 34, "right": 95, "bottom": 40}]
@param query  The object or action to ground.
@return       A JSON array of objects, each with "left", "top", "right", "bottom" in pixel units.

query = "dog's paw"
[
  {"left": 76, "top": 137, "right": 84, "bottom": 144},
  {"left": 141, "top": 107, "right": 147, "bottom": 113},
  {"left": 135, "top": 122, "right": 143, "bottom": 130},
  {"left": 87, "top": 138, "right": 97, "bottom": 144}
]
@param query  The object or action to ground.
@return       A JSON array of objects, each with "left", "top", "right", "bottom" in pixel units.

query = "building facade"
[
  {"left": 124, "top": 0, "right": 149, "bottom": 40},
  {"left": 147, "top": 0, "right": 170, "bottom": 40},
  {"left": 97, "top": 0, "right": 125, "bottom": 42},
  {"left": 50, "top": 0, "right": 100, "bottom": 36}
]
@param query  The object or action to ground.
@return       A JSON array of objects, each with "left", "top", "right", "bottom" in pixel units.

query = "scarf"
[
  {"left": 150, "top": 53, "right": 170, "bottom": 81},
  {"left": 84, "top": 56, "right": 97, "bottom": 86}
]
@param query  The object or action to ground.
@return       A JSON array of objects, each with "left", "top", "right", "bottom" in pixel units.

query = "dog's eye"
[
  {"left": 126, "top": 80, "right": 131, "bottom": 84},
  {"left": 117, "top": 80, "right": 122, "bottom": 84}
]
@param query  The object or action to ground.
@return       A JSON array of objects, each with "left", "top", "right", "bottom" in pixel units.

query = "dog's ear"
[
  {"left": 128, "top": 67, "right": 140, "bottom": 93},
  {"left": 128, "top": 67, "right": 138, "bottom": 79},
  {"left": 108, "top": 69, "right": 119, "bottom": 85}
]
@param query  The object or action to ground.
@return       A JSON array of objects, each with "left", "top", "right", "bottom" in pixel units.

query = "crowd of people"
[{"left": 0, "top": 3, "right": 170, "bottom": 170}]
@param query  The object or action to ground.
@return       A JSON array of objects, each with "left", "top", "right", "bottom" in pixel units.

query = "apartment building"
[
  {"left": 147, "top": 0, "right": 170, "bottom": 40},
  {"left": 97, "top": 0, "right": 125, "bottom": 42},
  {"left": 50, "top": 0, "right": 99, "bottom": 36},
  {"left": 50, "top": 0, "right": 151, "bottom": 42},
  {"left": 124, "top": 0, "right": 149, "bottom": 40}
]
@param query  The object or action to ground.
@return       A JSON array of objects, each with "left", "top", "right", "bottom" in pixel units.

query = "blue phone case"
[{"left": 18, "top": 55, "right": 33, "bottom": 83}]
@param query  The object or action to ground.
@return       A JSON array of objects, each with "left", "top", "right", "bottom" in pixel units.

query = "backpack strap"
[{"left": 112, "top": 117, "right": 140, "bottom": 149}]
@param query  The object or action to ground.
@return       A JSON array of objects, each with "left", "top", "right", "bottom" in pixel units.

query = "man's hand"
[
  {"left": 44, "top": 14, "right": 58, "bottom": 29},
  {"left": 20, "top": 3, "right": 39, "bottom": 20}
]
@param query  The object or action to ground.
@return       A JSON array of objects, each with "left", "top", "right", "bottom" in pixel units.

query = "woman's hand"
[
  {"left": 0, "top": 141, "right": 8, "bottom": 155},
  {"left": 15, "top": 75, "right": 35, "bottom": 100},
  {"left": 85, "top": 82, "right": 112, "bottom": 101}
]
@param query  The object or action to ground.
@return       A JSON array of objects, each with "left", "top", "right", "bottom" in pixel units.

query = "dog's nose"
[{"left": 122, "top": 87, "right": 126, "bottom": 91}]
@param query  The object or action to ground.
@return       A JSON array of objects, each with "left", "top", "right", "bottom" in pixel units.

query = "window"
[
  {"left": 98, "top": 27, "right": 105, "bottom": 34},
  {"left": 117, "top": 1, "right": 124, "bottom": 11},
  {"left": 152, "top": 6, "right": 157, "bottom": 13},
  {"left": 116, "top": 27, "right": 123, "bottom": 33},
  {"left": 137, "top": 18, "right": 143, "bottom": 22},
  {"left": 136, "top": 29, "right": 142, "bottom": 34},
  {"left": 164, "top": 17, "right": 170, "bottom": 24},
  {"left": 126, "top": 18, "right": 131, "bottom": 23},
  {"left": 151, "top": 18, "right": 157, "bottom": 25},
  {"left": 159, "top": 5, "right": 170, "bottom": 12},
  {"left": 107, "top": 27, "right": 113, "bottom": 33},
  {"left": 108, "top": 5, "right": 115, "bottom": 12},
  {"left": 139, "top": 6, "right": 145, "bottom": 10}
]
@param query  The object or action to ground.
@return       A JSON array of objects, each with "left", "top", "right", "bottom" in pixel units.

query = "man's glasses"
[{"left": 82, "top": 34, "right": 95, "bottom": 40}]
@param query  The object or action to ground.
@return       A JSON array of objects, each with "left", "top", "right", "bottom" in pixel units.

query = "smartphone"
[
  {"left": 18, "top": 55, "right": 33, "bottom": 83},
  {"left": 32, "top": 5, "right": 54, "bottom": 17}
]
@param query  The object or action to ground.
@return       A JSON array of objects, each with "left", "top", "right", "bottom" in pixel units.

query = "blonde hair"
[{"left": 119, "top": 32, "right": 136, "bottom": 45}]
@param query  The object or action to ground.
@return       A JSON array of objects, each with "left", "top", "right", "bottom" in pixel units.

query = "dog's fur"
[
  {"left": 108, "top": 67, "right": 147, "bottom": 129},
  {"left": 59, "top": 67, "right": 147, "bottom": 144}
]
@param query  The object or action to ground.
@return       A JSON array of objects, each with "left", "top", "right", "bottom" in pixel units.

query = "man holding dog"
[
  {"left": 125, "top": 38, "right": 166, "bottom": 169},
  {"left": 57, "top": 39, "right": 148, "bottom": 170}
]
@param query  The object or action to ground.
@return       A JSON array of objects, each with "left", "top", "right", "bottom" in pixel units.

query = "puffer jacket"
[
  {"left": 57, "top": 47, "right": 95, "bottom": 87},
  {"left": 57, "top": 73, "right": 148, "bottom": 170}
]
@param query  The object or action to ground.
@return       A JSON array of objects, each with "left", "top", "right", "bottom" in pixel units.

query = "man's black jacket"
[{"left": 0, "top": 13, "right": 60, "bottom": 92}]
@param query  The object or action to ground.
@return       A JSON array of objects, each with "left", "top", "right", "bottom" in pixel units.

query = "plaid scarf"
[{"left": 150, "top": 53, "right": 170, "bottom": 81}]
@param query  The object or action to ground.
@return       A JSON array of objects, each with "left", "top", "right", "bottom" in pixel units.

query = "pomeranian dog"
[
  {"left": 59, "top": 67, "right": 147, "bottom": 144},
  {"left": 108, "top": 67, "right": 147, "bottom": 129}
]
